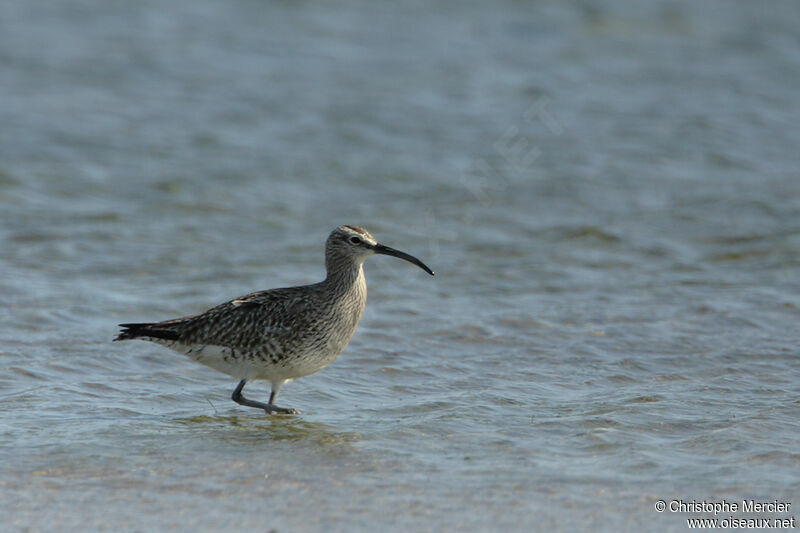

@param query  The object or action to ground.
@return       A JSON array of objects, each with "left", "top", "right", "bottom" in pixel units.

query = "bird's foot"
[{"left": 265, "top": 404, "right": 300, "bottom": 415}]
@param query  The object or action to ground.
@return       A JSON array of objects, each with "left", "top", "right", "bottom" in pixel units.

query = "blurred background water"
[{"left": 1, "top": 0, "right": 799, "bottom": 531}]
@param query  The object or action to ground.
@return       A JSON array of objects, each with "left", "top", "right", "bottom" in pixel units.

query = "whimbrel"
[{"left": 114, "top": 225, "right": 434, "bottom": 414}]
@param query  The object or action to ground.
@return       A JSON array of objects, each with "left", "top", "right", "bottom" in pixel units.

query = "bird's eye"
[{"left": 349, "top": 236, "right": 361, "bottom": 244}]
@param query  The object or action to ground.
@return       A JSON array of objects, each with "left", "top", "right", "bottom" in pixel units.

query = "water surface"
[{"left": 1, "top": 0, "right": 799, "bottom": 531}]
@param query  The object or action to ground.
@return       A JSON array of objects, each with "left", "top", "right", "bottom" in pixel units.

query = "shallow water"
[{"left": 1, "top": 0, "right": 799, "bottom": 531}]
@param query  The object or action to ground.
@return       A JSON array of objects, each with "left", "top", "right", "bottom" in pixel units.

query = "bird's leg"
[
  {"left": 266, "top": 380, "right": 300, "bottom": 415},
  {"left": 232, "top": 379, "right": 272, "bottom": 410},
  {"left": 231, "top": 379, "right": 299, "bottom": 415}
]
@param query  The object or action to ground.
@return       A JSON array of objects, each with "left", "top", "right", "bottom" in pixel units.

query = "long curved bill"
[{"left": 373, "top": 243, "right": 435, "bottom": 275}]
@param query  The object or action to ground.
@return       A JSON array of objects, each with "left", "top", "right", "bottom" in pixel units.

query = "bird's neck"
[{"left": 323, "top": 256, "right": 366, "bottom": 294}]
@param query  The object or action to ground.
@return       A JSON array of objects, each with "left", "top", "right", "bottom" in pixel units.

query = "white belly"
[{"left": 170, "top": 342, "right": 338, "bottom": 382}]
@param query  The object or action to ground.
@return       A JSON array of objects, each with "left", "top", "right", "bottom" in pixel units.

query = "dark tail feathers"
[{"left": 114, "top": 322, "right": 180, "bottom": 342}]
